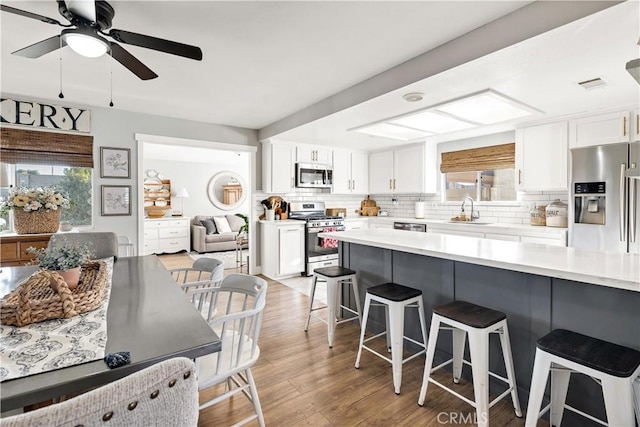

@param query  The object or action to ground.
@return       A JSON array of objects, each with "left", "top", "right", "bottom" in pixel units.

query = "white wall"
[{"left": 144, "top": 145, "right": 250, "bottom": 218}]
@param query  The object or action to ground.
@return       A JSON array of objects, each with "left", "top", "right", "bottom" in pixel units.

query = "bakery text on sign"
[{"left": 0, "top": 98, "right": 91, "bottom": 133}]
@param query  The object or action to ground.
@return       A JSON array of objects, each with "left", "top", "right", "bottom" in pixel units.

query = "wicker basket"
[
  {"left": 13, "top": 209, "right": 61, "bottom": 234},
  {"left": 0, "top": 261, "right": 108, "bottom": 327}
]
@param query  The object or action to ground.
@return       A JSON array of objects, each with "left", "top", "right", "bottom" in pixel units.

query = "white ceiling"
[{"left": 1, "top": 1, "right": 639, "bottom": 151}]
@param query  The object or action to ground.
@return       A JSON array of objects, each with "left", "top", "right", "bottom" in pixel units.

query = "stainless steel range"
[{"left": 288, "top": 201, "right": 345, "bottom": 276}]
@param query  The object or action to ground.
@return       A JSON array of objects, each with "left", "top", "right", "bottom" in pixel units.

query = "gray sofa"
[{"left": 192, "top": 214, "right": 248, "bottom": 253}]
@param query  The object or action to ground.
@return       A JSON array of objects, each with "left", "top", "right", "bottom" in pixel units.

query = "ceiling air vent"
[{"left": 577, "top": 77, "right": 607, "bottom": 90}]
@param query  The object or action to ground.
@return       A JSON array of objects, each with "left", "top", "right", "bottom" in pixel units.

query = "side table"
[{"left": 235, "top": 235, "right": 249, "bottom": 273}]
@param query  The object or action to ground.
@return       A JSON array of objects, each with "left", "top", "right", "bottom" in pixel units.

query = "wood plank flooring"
[{"left": 159, "top": 253, "right": 538, "bottom": 426}]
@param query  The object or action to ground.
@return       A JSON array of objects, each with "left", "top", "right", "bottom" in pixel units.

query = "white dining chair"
[
  {"left": 189, "top": 273, "right": 268, "bottom": 427},
  {"left": 0, "top": 357, "right": 198, "bottom": 427},
  {"left": 169, "top": 257, "right": 224, "bottom": 286}
]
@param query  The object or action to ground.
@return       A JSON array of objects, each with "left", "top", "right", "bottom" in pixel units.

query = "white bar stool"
[
  {"left": 525, "top": 329, "right": 640, "bottom": 427},
  {"left": 418, "top": 301, "right": 522, "bottom": 427},
  {"left": 355, "top": 282, "right": 428, "bottom": 394},
  {"left": 304, "top": 266, "right": 362, "bottom": 348}
]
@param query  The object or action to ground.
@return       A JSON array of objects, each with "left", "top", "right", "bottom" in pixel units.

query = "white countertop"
[
  {"left": 348, "top": 216, "right": 567, "bottom": 237},
  {"left": 320, "top": 229, "right": 640, "bottom": 292},
  {"left": 259, "top": 219, "right": 305, "bottom": 226}
]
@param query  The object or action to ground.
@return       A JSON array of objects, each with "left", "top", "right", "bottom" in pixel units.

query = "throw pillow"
[
  {"left": 213, "top": 216, "right": 232, "bottom": 234},
  {"left": 225, "top": 214, "right": 245, "bottom": 233},
  {"left": 200, "top": 218, "right": 216, "bottom": 235}
]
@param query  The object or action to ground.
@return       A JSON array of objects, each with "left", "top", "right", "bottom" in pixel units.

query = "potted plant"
[
  {"left": 235, "top": 213, "right": 249, "bottom": 236},
  {"left": 0, "top": 187, "right": 70, "bottom": 234},
  {"left": 28, "top": 243, "right": 93, "bottom": 290}
]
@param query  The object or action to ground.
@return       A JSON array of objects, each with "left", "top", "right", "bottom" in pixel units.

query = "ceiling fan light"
[{"left": 62, "top": 31, "right": 109, "bottom": 58}]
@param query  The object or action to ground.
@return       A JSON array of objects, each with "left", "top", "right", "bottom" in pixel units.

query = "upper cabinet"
[
  {"left": 515, "top": 121, "right": 568, "bottom": 191},
  {"left": 262, "top": 140, "right": 295, "bottom": 193},
  {"left": 369, "top": 143, "right": 437, "bottom": 194},
  {"left": 296, "top": 145, "right": 332, "bottom": 165},
  {"left": 569, "top": 110, "right": 632, "bottom": 148},
  {"left": 332, "top": 149, "right": 368, "bottom": 194}
]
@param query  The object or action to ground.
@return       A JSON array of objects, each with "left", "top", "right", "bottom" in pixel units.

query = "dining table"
[{"left": 0, "top": 255, "right": 222, "bottom": 413}]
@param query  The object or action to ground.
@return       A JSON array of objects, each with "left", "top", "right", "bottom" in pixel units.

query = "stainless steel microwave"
[{"left": 295, "top": 163, "right": 333, "bottom": 188}]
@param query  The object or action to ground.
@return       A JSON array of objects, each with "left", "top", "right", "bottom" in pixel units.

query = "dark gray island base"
[{"left": 340, "top": 242, "right": 640, "bottom": 425}]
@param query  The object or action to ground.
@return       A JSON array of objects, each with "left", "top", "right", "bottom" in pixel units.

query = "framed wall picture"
[
  {"left": 101, "top": 185, "right": 132, "bottom": 216},
  {"left": 100, "top": 147, "right": 131, "bottom": 178}
]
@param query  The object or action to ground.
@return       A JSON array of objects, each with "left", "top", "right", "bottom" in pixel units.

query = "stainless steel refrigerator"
[{"left": 569, "top": 142, "right": 639, "bottom": 254}]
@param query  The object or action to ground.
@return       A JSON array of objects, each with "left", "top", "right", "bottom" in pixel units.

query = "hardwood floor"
[{"left": 158, "top": 253, "right": 537, "bottom": 426}]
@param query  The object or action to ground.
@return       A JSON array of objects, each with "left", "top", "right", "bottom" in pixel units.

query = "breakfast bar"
[{"left": 321, "top": 229, "right": 640, "bottom": 421}]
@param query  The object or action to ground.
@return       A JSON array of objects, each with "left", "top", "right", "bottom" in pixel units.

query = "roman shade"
[
  {"left": 440, "top": 143, "right": 515, "bottom": 173},
  {"left": 1, "top": 128, "right": 94, "bottom": 167}
]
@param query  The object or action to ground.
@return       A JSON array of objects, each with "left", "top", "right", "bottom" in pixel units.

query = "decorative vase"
[
  {"left": 13, "top": 209, "right": 61, "bottom": 234},
  {"left": 49, "top": 267, "right": 81, "bottom": 291}
]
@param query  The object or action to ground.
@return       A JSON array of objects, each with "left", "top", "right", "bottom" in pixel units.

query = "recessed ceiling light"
[
  {"left": 403, "top": 92, "right": 424, "bottom": 102},
  {"left": 351, "top": 122, "right": 433, "bottom": 141},
  {"left": 390, "top": 111, "right": 476, "bottom": 134}
]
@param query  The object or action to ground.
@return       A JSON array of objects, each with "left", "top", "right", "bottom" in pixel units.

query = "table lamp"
[{"left": 172, "top": 187, "right": 189, "bottom": 216}]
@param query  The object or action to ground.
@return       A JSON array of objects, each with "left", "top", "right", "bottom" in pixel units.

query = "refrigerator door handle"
[
  {"left": 620, "top": 163, "right": 627, "bottom": 242},
  {"left": 630, "top": 163, "right": 637, "bottom": 243}
]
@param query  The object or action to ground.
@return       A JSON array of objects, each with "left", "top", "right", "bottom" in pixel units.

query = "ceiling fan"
[{"left": 0, "top": 0, "right": 203, "bottom": 80}]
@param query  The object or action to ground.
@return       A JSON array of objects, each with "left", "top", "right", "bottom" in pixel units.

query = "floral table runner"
[{"left": 0, "top": 258, "right": 114, "bottom": 382}]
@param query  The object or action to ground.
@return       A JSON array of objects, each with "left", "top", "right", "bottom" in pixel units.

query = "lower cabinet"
[
  {"left": 427, "top": 225, "right": 567, "bottom": 246},
  {"left": 260, "top": 221, "right": 304, "bottom": 279},
  {"left": 143, "top": 217, "right": 190, "bottom": 255},
  {"left": 0, "top": 233, "right": 53, "bottom": 266}
]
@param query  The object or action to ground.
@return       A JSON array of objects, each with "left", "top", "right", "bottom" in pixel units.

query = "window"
[
  {"left": 0, "top": 128, "right": 94, "bottom": 230},
  {"left": 6, "top": 164, "right": 93, "bottom": 226},
  {"left": 441, "top": 143, "right": 516, "bottom": 202}
]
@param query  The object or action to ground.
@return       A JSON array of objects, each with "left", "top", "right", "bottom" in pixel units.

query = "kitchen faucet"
[{"left": 461, "top": 196, "right": 479, "bottom": 222}]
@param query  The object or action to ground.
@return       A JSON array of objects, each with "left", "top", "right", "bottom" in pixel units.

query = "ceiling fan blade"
[
  {"left": 13, "top": 35, "right": 66, "bottom": 58},
  {"left": 0, "top": 4, "right": 66, "bottom": 26},
  {"left": 110, "top": 42, "right": 158, "bottom": 80},
  {"left": 108, "top": 29, "right": 203, "bottom": 61},
  {"left": 64, "top": 0, "right": 96, "bottom": 23}
]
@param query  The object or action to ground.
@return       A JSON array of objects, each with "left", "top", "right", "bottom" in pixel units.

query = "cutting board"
[{"left": 360, "top": 195, "right": 376, "bottom": 209}]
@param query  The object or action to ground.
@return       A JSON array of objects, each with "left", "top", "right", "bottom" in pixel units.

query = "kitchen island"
[{"left": 320, "top": 229, "right": 640, "bottom": 422}]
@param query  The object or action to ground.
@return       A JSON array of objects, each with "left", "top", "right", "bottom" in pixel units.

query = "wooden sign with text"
[{"left": 0, "top": 98, "right": 91, "bottom": 133}]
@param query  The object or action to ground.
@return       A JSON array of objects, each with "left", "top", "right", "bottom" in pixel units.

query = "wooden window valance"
[
  {"left": 440, "top": 143, "right": 515, "bottom": 173},
  {"left": 1, "top": 127, "right": 93, "bottom": 167}
]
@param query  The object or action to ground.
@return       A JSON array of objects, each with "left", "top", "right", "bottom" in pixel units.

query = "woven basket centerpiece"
[
  {"left": 0, "top": 261, "right": 108, "bottom": 327},
  {"left": 13, "top": 209, "right": 61, "bottom": 234}
]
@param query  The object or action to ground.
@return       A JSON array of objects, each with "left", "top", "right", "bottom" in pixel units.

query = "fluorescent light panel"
[
  {"left": 435, "top": 90, "right": 537, "bottom": 124},
  {"left": 390, "top": 111, "right": 476, "bottom": 133},
  {"left": 352, "top": 123, "right": 433, "bottom": 141},
  {"left": 349, "top": 89, "right": 540, "bottom": 139}
]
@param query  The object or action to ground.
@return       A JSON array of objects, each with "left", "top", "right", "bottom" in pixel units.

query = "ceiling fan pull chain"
[
  {"left": 58, "top": 37, "right": 64, "bottom": 99},
  {"left": 109, "top": 50, "right": 114, "bottom": 107}
]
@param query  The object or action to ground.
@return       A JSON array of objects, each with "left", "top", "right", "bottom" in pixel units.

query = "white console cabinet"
[
  {"left": 143, "top": 217, "right": 190, "bottom": 255},
  {"left": 260, "top": 220, "right": 304, "bottom": 279}
]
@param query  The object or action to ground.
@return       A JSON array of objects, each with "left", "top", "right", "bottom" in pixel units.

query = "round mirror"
[{"left": 207, "top": 171, "right": 247, "bottom": 211}]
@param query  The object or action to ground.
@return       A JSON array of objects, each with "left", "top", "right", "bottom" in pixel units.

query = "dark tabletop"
[{"left": 0, "top": 255, "right": 221, "bottom": 412}]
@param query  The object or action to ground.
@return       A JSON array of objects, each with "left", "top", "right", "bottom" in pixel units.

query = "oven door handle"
[{"left": 308, "top": 226, "right": 346, "bottom": 233}]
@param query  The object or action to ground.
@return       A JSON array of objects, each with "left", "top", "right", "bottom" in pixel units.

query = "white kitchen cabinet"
[
  {"left": 332, "top": 149, "right": 369, "bottom": 194},
  {"left": 485, "top": 233, "right": 520, "bottom": 242},
  {"left": 260, "top": 221, "right": 304, "bottom": 279},
  {"left": 344, "top": 218, "right": 367, "bottom": 230},
  {"left": 428, "top": 228, "right": 484, "bottom": 238},
  {"left": 368, "top": 219, "right": 393, "bottom": 229},
  {"left": 369, "top": 150, "right": 395, "bottom": 194},
  {"left": 296, "top": 145, "right": 332, "bottom": 165},
  {"left": 143, "top": 217, "right": 190, "bottom": 255},
  {"left": 569, "top": 110, "right": 631, "bottom": 148},
  {"left": 262, "top": 140, "right": 295, "bottom": 193},
  {"left": 633, "top": 109, "right": 640, "bottom": 140},
  {"left": 520, "top": 235, "right": 566, "bottom": 247},
  {"left": 516, "top": 121, "right": 568, "bottom": 191},
  {"left": 369, "top": 143, "right": 437, "bottom": 194}
]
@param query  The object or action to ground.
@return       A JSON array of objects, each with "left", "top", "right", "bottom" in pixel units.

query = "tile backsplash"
[{"left": 253, "top": 190, "right": 569, "bottom": 225}]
